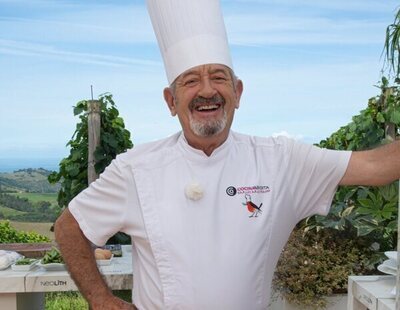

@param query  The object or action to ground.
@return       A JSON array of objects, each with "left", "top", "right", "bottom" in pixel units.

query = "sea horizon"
[{"left": 0, "top": 158, "right": 61, "bottom": 173}]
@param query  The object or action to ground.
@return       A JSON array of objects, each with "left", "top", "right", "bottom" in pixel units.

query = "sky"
[{"left": 0, "top": 0, "right": 399, "bottom": 163}]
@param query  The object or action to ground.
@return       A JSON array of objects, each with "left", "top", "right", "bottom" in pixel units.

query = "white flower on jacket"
[{"left": 185, "top": 182, "right": 203, "bottom": 201}]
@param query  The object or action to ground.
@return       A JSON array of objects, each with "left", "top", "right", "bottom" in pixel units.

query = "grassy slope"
[
  {"left": 0, "top": 168, "right": 60, "bottom": 193},
  {"left": 0, "top": 205, "right": 26, "bottom": 217},
  {"left": 9, "top": 192, "right": 57, "bottom": 205}
]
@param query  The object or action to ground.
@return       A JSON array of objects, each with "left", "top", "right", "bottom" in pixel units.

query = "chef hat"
[{"left": 146, "top": 0, "right": 233, "bottom": 84}]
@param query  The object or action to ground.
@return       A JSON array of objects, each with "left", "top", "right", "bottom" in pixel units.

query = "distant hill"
[{"left": 0, "top": 168, "right": 60, "bottom": 193}]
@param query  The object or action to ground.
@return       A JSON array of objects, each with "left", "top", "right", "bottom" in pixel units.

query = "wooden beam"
[{"left": 87, "top": 100, "right": 101, "bottom": 185}]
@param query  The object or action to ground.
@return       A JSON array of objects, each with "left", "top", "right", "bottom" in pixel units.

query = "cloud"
[
  {"left": 225, "top": 13, "right": 387, "bottom": 46},
  {"left": 272, "top": 130, "right": 304, "bottom": 140},
  {"left": 0, "top": 39, "right": 161, "bottom": 67},
  {"left": 0, "top": 4, "right": 155, "bottom": 44}
]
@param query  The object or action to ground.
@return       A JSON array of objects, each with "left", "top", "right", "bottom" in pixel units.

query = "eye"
[
  {"left": 212, "top": 75, "right": 227, "bottom": 82},
  {"left": 183, "top": 78, "right": 198, "bottom": 86}
]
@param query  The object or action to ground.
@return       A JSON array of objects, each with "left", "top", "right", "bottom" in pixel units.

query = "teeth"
[{"left": 197, "top": 105, "right": 219, "bottom": 111}]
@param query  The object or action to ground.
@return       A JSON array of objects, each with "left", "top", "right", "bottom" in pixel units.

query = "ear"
[
  {"left": 234, "top": 79, "right": 243, "bottom": 109},
  {"left": 163, "top": 87, "right": 177, "bottom": 116}
]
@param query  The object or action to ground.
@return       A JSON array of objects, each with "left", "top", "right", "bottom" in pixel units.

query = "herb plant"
[{"left": 42, "top": 247, "right": 64, "bottom": 264}]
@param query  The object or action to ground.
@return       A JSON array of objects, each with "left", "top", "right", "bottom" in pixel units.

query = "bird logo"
[{"left": 242, "top": 194, "right": 263, "bottom": 218}]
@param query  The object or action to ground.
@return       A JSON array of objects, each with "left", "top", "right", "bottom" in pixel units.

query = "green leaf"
[
  {"left": 357, "top": 207, "right": 374, "bottom": 215},
  {"left": 387, "top": 220, "right": 398, "bottom": 230},
  {"left": 48, "top": 171, "right": 60, "bottom": 184},
  {"left": 73, "top": 106, "right": 85, "bottom": 116},
  {"left": 382, "top": 203, "right": 397, "bottom": 213},
  {"left": 345, "top": 132, "right": 353, "bottom": 140},
  {"left": 65, "top": 163, "right": 81, "bottom": 177},
  {"left": 341, "top": 206, "right": 355, "bottom": 217},
  {"left": 390, "top": 110, "right": 400, "bottom": 124},
  {"left": 383, "top": 189, "right": 398, "bottom": 203},
  {"left": 357, "top": 198, "right": 376, "bottom": 209},
  {"left": 376, "top": 112, "right": 385, "bottom": 123},
  {"left": 357, "top": 225, "right": 376, "bottom": 236}
]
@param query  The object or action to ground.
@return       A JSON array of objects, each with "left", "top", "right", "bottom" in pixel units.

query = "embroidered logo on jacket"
[
  {"left": 226, "top": 185, "right": 270, "bottom": 218},
  {"left": 242, "top": 194, "right": 262, "bottom": 218}
]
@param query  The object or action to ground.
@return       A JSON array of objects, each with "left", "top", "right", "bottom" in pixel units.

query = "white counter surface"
[{"left": 0, "top": 245, "right": 133, "bottom": 293}]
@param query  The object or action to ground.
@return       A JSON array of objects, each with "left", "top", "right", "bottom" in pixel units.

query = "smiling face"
[{"left": 164, "top": 63, "right": 243, "bottom": 154}]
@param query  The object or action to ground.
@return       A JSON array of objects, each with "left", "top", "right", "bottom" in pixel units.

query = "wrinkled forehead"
[{"left": 175, "top": 63, "right": 232, "bottom": 82}]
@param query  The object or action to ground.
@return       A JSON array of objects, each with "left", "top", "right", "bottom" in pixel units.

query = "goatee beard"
[{"left": 189, "top": 110, "right": 227, "bottom": 137}]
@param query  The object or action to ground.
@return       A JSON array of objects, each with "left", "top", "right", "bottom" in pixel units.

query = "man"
[{"left": 55, "top": 1, "right": 400, "bottom": 309}]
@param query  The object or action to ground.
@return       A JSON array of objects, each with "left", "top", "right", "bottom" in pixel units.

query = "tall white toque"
[{"left": 146, "top": 0, "right": 233, "bottom": 84}]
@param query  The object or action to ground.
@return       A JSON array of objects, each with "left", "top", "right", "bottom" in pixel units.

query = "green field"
[
  {"left": 0, "top": 205, "right": 26, "bottom": 217},
  {"left": 10, "top": 192, "right": 57, "bottom": 205},
  {"left": 9, "top": 221, "right": 55, "bottom": 240}
]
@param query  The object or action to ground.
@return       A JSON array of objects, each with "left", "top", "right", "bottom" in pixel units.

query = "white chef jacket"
[{"left": 69, "top": 131, "right": 351, "bottom": 310}]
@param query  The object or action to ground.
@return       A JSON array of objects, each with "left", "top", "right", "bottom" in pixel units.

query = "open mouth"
[{"left": 194, "top": 104, "right": 221, "bottom": 112}]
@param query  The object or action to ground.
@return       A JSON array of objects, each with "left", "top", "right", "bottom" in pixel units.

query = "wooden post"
[{"left": 87, "top": 100, "right": 101, "bottom": 185}]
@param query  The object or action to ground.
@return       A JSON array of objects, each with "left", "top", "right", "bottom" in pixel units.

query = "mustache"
[{"left": 189, "top": 95, "right": 225, "bottom": 110}]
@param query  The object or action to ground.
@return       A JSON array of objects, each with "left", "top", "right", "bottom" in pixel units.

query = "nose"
[{"left": 197, "top": 77, "right": 217, "bottom": 98}]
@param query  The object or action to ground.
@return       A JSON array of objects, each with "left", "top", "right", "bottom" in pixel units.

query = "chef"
[{"left": 54, "top": 1, "right": 400, "bottom": 309}]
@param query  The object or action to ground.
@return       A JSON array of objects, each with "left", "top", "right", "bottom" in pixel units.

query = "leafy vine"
[{"left": 48, "top": 93, "right": 133, "bottom": 243}]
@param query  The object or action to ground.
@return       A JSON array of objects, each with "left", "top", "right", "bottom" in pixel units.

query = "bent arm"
[
  {"left": 340, "top": 139, "right": 400, "bottom": 186},
  {"left": 54, "top": 208, "right": 136, "bottom": 310}
]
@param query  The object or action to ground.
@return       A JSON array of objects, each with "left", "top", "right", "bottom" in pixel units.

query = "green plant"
[
  {"left": 273, "top": 228, "right": 376, "bottom": 309},
  {"left": 48, "top": 93, "right": 133, "bottom": 244},
  {"left": 15, "top": 258, "right": 37, "bottom": 265},
  {"left": 0, "top": 220, "right": 50, "bottom": 243},
  {"left": 42, "top": 247, "right": 64, "bottom": 264},
  {"left": 45, "top": 292, "right": 88, "bottom": 310},
  {"left": 384, "top": 7, "right": 400, "bottom": 79},
  {"left": 44, "top": 291, "right": 131, "bottom": 310},
  {"left": 305, "top": 182, "right": 398, "bottom": 256},
  {"left": 48, "top": 93, "right": 133, "bottom": 209},
  {"left": 355, "top": 183, "right": 398, "bottom": 242},
  {"left": 305, "top": 78, "right": 399, "bottom": 262},
  {"left": 284, "top": 76, "right": 399, "bottom": 307}
]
